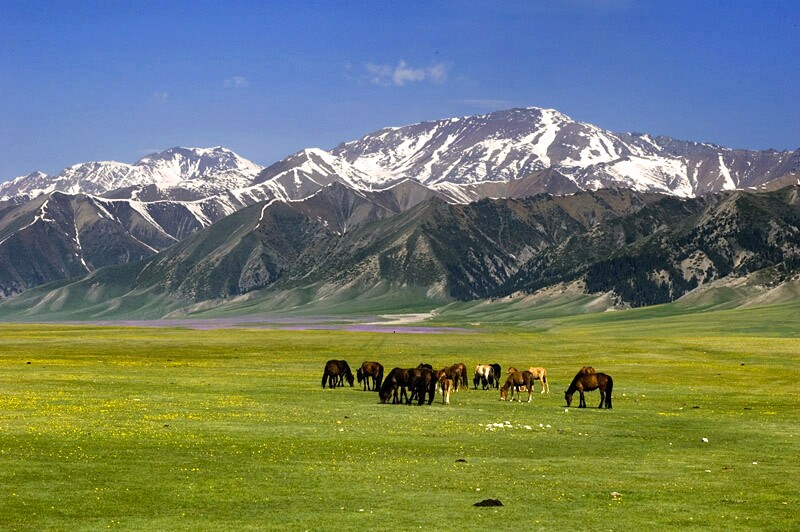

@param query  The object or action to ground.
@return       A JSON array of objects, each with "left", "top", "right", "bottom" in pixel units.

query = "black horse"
[
  {"left": 357, "top": 361, "right": 384, "bottom": 391},
  {"left": 490, "top": 363, "right": 502, "bottom": 389},
  {"left": 379, "top": 367, "right": 410, "bottom": 404},
  {"left": 321, "top": 359, "right": 355, "bottom": 389},
  {"left": 564, "top": 368, "right": 613, "bottom": 409},
  {"left": 379, "top": 367, "right": 436, "bottom": 405},
  {"left": 407, "top": 367, "right": 437, "bottom": 405}
]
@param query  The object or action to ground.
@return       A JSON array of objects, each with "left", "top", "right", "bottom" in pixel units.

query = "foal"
[{"left": 438, "top": 369, "right": 454, "bottom": 405}]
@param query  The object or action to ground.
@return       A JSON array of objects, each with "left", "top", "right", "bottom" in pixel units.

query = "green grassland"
[{"left": 0, "top": 306, "right": 798, "bottom": 530}]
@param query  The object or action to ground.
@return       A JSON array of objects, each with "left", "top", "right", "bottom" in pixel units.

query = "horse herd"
[{"left": 321, "top": 359, "right": 613, "bottom": 408}]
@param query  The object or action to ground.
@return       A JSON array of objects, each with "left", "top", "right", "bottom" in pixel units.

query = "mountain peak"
[{"left": 1, "top": 147, "right": 263, "bottom": 201}]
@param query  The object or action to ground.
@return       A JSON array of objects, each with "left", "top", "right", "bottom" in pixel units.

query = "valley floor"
[{"left": 0, "top": 305, "right": 798, "bottom": 529}]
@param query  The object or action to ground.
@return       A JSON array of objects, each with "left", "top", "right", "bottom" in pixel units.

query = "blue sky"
[{"left": 1, "top": 0, "right": 798, "bottom": 180}]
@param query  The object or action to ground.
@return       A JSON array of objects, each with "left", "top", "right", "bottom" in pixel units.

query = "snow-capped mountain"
[
  {"left": 3, "top": 107, "right": 797, "bottom": 206},
  {"left": 332, "top": 107, "right": 799, "bottom": 197},
  {"left": 0, "top": 146, "right": 264, "bottom": 202},
  {"left": 1, "top": 105, "right": 798, "bottom": 301}
]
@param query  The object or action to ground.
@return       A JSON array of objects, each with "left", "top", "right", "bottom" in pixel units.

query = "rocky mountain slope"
[
  {"left": 5, "top": 186, "right": 798, "bottom": 321},
  {"left": 1, "top": 106, "right": 798, "bottom": 305}
]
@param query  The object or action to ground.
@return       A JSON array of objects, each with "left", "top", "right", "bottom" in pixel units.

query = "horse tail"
[
  {"left": 322, "top": 370, "right": 328, "bottom": 389},
  {"left": 605, "top": 375, "right": 613, "bottom": 409},
  {"left": 376, "top": 365, "right": 384, "bottom": 391}
]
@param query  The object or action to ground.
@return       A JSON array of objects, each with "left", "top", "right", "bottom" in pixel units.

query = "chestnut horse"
[
  {"left": 500, "top": 370, "right": 535, "bottom": 402},
  {"left": 440, "top": 364, "right": 466, "bottom": 392},
  {"left": 438, "top": 370, "right": 454, "bottom": 405},
  {"left": 565, "top": 368, "right": 613, "bottom": 409},
  {"left": 507, "top": 366, "right": 549, "bottom": 393},
  {"left": 357, "top": 361, "right": 384, "bottom": 391},
  {"left": 453, "top": 362, "right": 469, "bottom": 390}
]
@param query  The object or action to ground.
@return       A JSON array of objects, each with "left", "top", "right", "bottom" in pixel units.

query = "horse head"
[{"left": 564, "top": 390, "right": 573, "bottom": 407}]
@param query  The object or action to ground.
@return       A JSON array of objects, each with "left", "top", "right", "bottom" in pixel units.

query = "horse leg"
[
  {"left": 579, "top": 390, "right": 586, "bottom": 408},
  {"left": 598, "top": 389, "right": 605, "bottom": 408}
]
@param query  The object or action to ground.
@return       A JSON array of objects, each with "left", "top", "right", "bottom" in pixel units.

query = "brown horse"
[
  {"left": 357, "top": 361, "right": 384, "bottom": 391},
  {"left": 321, "top": 359, "right": 354, "bottom": 389},
  {"left": 439, "top": 364, "right": 465, "bottom": 392},
  {"left": 453, "top": 362, "right": 469, "bottom": 390},
  {"left": 507, "top": 366, "right": 549, "bottom": 393},
  {"left": 565, "top": 368, "right": 613, "bottom": 409},
  {"left": 500, "top": 370, "right": 535, "bottom": 402}
]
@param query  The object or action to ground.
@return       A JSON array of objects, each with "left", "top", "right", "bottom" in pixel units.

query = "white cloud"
[
  {"left": 365, "top": 60, "right": 449, "bottom": 86},
  {"left": 224, "top": 76, "right": 249, "bottom": 89}
]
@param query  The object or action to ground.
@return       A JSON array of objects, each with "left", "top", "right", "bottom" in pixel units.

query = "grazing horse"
[
  {"left": 357, "top": 361, "right": 384, "bottom": 391},
  {"left": 321, "top": 359, "right": 355, "bottom": 389},
  {"left": 500, "top": 371, "right": 535, "bottom": 402},
  {"left": 490, "top": 364, "right": 501, "bottom": 389},
  {"left": 474, "top": 364, "right": 494, "bottom": 390},
  {"left": 379, "top": 367, "right": 409, "bottom": 404},
  {"left": 507, "top": 366, "right": 550, "bottom": 393},
  {"left": 437, "top": 370, "right": 455, "bottom": 404},
  {"left": 565, "top": 368, "right": 613, "bottom": 409}
]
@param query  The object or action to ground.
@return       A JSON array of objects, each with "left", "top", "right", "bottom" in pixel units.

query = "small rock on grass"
[{"left": 473, "top": 499, "right": 503, "bottom": 507}]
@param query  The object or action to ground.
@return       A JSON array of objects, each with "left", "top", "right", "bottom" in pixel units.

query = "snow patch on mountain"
[{"left": 0, "top": 147, "right": 264, "bottom": 202}]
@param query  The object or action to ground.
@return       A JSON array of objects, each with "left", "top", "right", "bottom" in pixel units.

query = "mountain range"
[{"left": 1, "top": 107, "right": 798, "bottom": 318}]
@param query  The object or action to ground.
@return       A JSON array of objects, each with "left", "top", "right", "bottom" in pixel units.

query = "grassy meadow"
[{"left": 0, "top": 305, "right": 799, "bottom": 530}]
